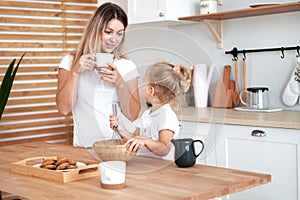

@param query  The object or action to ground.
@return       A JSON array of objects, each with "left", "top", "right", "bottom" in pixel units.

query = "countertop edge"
[{"left": 177, "top": 107, "right": 300, "bottom": 130}]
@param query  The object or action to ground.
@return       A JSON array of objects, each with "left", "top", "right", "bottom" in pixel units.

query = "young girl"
[{"left": 110, "top": 62, "right": 190, "bottom": 158}]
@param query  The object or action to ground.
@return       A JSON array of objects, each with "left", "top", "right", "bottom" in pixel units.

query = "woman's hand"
[
  {"left": 109, "top": 114, "right": 119, "bottom": 130},
  {"left": 74, "top": 54, "right": 96, "bottom": 74},
  {"left": 99, "top": 63, "right": 123, "bottom": 86},
  {"left": 125, "top": 136, "right": 149, "bottom": 155}
]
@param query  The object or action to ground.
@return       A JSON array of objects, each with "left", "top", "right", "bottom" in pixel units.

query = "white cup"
[
  {"left": 99, "top": 161, "right": 126, "bottom": 189},
  {"left": 96, "top": 53, "right": 114, "bottom": 67}
]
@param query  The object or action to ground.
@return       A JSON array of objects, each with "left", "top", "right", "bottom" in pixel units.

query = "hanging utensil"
[
  {"left": 233, "top": 58, "right": 240, "bottom": 106},
  {"left": 240, "top": 57, "right": 248, "bottom": 104}
]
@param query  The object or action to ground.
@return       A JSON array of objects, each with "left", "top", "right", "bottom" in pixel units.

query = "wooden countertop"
[
  {"left": 177, "top": 107, "right": 300, "bottom": 130},
  {"left": 0, "top": 142, "right": 271, "bottom": 200}
]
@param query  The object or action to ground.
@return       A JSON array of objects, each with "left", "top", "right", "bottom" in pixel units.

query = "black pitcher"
[{"left": 171, "top": 138, "right": 204, "bottom": 168}]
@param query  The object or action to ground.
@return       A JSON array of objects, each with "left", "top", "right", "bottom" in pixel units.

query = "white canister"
[
  {"left": 193, "top": 64, "right": 208, "bottom": 107},
  {"left": 99, "top": 161, "right": 126, "bottom": 189},
  {"left": 200, "top": 0, "right": 217, "bottom": 14}
]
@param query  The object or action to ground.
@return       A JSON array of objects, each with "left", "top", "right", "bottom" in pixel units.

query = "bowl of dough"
[{"left": 92, "top": 139, "right": 135, "bottom": 162}]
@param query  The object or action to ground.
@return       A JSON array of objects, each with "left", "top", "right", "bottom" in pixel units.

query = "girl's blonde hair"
[
  {"left": 145, "top": 62, "right": 191, "bottom": 109},
  {"left": 71, "top": 2, "right": 127, "bottom": 67}
]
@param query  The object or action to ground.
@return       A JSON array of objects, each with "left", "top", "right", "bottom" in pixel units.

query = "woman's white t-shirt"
[{"left": 58, "top": 55, "right": 139, "bottom": 148}]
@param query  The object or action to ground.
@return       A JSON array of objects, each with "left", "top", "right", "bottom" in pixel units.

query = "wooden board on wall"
[{"left": 0, "top": 0, "right": 98, "bottom": 146}]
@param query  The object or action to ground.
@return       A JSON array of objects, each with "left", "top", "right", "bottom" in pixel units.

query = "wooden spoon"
[
  {"left": 240, "top": 59, "right": 247, "bottom": 104},
  {"left": 233, "top": 59, "right": 240, "bottom": 106}
]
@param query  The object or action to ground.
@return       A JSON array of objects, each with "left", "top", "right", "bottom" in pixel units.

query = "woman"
[{"left": 56, "top": 2, "right": 140, "bottom": 148}]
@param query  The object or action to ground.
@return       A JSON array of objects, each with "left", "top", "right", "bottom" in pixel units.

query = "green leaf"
[
  {"left": 0, "top": 53, "right": 26, "bottom": 120},
  {"left": 0, "top": 59, "right": 15, "bottom": 101}
]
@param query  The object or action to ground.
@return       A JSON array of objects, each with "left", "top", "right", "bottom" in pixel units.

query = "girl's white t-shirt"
[
  {"left": 134, "top": 103, "right": 180, "bottom": 158},
  {"left": 58, "top": 55, "right": 140, "bottom": 148}
]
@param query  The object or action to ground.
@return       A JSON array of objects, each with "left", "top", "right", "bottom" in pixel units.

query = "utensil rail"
[{"left": 225, "top": 45, "right": 300, "bottom": 60}]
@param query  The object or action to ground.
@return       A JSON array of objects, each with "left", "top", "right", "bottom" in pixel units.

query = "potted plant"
[{"left": 0, "top": 53, "right": 25, "bottom": 120}]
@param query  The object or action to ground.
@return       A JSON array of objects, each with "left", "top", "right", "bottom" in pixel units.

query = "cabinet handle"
[
  {"left": 159, "top": 12, "right": 165, "bottom": 17},
  {"left": 251, "top": 130, "right": 266, "bottom": 137}
]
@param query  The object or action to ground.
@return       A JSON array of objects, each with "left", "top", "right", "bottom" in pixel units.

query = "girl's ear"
[{"left": 148, "top": 86, "right": 155, "bottom": 96}]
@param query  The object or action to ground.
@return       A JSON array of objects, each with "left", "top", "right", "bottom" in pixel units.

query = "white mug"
[
  {"left": 99, "top": 161, "right": 126, "bottom": 189},
  {"left": 95, "top": 53, "right": 114, "bottom": 68}
]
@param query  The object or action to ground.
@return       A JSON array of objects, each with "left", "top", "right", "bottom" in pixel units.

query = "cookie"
[
  {"left": 56, "top": 158, "right": 69, "bottom": 165},
  {"left": 56, "top": 162, "right": 69, "bottom": 170},
  {"left": 44, "top": 164, "right": 57, "bottom": 170},
  {"left": 67, "top": 164, "right": 77, "bottom": 169},
  {"left": 68, "top": 160, "right": 76, "bottom": 165},
  {"left": 40, "top": 159, "right": 56, "bottom": 167}
]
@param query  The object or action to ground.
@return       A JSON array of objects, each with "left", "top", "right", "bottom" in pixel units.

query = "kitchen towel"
[
  {"left": 282, "top": 59, "right": 300, "bottom": 106},
  {"left": 193, "top": 64, "right": 214, "bottom": 107}
]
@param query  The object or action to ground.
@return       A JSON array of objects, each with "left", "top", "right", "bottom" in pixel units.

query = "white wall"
[{"left": 103, "top": 0, "right": 300, "bottom": 110}]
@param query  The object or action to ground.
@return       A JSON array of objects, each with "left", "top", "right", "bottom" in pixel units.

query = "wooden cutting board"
[{"left": 213, "top": 65, "right": 234, "bottom": 108}]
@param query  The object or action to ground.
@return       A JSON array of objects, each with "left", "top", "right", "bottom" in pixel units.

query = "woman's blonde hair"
[
  {"left": 71, "top": 2, "right": 127, "bottom": 67},
  {"left": 144, "top": 62, "right": 191, "bottom": 109}
]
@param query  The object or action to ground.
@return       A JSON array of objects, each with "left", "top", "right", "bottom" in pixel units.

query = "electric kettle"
[{"left": 240, "top": 87, "right": 269, "bottom": 110}]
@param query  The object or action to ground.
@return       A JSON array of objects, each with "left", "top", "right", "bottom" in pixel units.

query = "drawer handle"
[
  {"left": 159, "top": 12, "right": 165, "bottom": 17},
  {"left": 251, "top": 130, "right": 266, "bottom": 137}
]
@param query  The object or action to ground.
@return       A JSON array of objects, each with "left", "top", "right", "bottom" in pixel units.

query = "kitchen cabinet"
[
  {"left": 127, "top": 0, "right": 198, "bottom": 25},
  {"left": 178, "top": 2, "right": 300, "bottom": 48},
  {"left": 215, "top": 124, "right": 300, "bottom": 200},
  {"left": 165, "top": 121, "right": 217, "bottom": 166}
]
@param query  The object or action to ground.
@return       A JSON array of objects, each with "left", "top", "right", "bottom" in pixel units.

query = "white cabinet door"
[
  {"left": 216, "top": 125, "right": 300, "bottom": 200},
  {"left": 127, "top": 0, "right": 197, "bottom": 24},
  {"left": 128, "top": 0, "right": 166, "bottom": 24}
]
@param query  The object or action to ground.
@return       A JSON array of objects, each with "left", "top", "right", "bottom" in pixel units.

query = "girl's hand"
[
  {"left": 125, "top": 136, "right": 148, "bottom": 155},
  {"left": 109, "top": 114, "right": 119, "bottom": 130},
  {"left": 99, "top": 63, "right": 123, "bottom": 86},
  {"left": 74, "top": 54, "right": 96, "bottom": 74}
]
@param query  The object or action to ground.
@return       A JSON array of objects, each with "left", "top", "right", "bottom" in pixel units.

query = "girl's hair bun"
[{"left": 173, "top": 64, "right": 191, "bottom": 92}]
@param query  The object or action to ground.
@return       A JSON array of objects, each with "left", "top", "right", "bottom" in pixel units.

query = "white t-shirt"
[
  {"left": 133, "top": 103, "right": 180, "bottom": 158},
  {"left": 58, "top": 55, "right": 140, "bottom": 147}
]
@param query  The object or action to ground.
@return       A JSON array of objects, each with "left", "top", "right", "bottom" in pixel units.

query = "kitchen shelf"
[{"left": 178, "top": 2, "right": 300, "bottom": 48}]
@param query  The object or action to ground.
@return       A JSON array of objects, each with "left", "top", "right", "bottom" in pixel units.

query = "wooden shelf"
[
  {"left": 178, "top": 2, "right": 300, "bottom": 48},
  {"left": 179, "top": 2, "right": 300, "bottom": 21}
]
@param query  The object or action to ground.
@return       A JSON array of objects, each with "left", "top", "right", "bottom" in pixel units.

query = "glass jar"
[{"left": 200, "top": 0, "right": 217, "bottom": 14}]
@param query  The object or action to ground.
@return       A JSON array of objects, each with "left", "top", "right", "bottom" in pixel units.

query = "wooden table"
[{"left": 0, "top": 142, "right": 271, "bottom": 200}]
